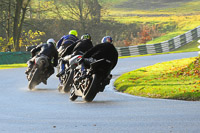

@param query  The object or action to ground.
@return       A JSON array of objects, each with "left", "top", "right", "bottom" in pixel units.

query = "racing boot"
[
  {"left": 56, "top": 70, "right": 65, "bottom": 77},
  {"left": 42, "top": 79, "right": 47, "bottom": 85}
]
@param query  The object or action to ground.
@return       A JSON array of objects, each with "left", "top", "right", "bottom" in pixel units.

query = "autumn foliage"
[
  {"left": 115, "top": 24, "right": 165, "bottom": 47},
  {"left": 172, "top": 56, "right": 200, "bottom": 77}
]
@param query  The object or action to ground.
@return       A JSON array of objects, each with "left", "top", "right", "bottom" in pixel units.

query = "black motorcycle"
[
  {"left": 27, "top": 55, "right": 49, "bottom": 90},
  {"left": 57, "top": 54, "right": 82, "bottom": 93},
  {"left": 70, "top": 58, "right": 112, "bottom": 102}
]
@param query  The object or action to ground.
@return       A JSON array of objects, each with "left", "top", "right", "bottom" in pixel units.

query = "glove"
[
  {"left": 53, "top": 61, "right": 58, "bottom": 67},
  {"left": 31, "top": 52, "right": 36, "bottom": 58}
]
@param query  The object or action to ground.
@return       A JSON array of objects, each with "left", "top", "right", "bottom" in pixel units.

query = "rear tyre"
[
  {"left": 28, "top": 68, "right": 39, "bottom": 90},
  {"left": 82, "top": 74, "right": 99, "bottom": 102}
]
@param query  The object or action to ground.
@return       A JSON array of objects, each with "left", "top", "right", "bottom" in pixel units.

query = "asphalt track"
[{"left": 0, "top": 52, "right": 199, "bottom": 133}]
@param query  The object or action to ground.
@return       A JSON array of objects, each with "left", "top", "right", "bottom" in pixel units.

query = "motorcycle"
[
  {"left": 27, "top": 55, "right": 49, "bottom": 90},
  {"left": 69, "top": 58, "right": 113, "bottom": 102},
  {"left": 57, "top": 54, "right": 82, "bottom": 93}
]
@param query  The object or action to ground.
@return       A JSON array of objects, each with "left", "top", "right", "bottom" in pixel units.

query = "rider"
[
  {"left": 56, "top": 30, "right": 79, "bottom": 54},
  {"left": 61, "top": 33, "right": 93, "bottom": 58},
  {"left": 78, "top": 36, "right": 118, "bottom": 83},
  {"left": 56, "top": 33, "right": 93, "bottom": 77},
  {"left": 82, "top": 36, "right": 118, "bottom": 70},
  {"left": 25, "top": 38, "right": 58, "bottom": 84}
]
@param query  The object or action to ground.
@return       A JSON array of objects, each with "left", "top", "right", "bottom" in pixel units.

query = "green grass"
[
  {"left": 105, "top": 0, "right": 200, "bottom": 13},
  {"left": 146, "top": 31, "right": 186, "bottom": 44},
  {"left": 172, "top": 39, "right": 200, "bottom": 53},
  {"left": 105, "top": 0, "right": 200, "bottom": 45},
  {"left": 114, "top": 57, "right": 200, "bottom": 100},
  {"left": 0, "top": 64, "right": 27, "bottom": 69}
]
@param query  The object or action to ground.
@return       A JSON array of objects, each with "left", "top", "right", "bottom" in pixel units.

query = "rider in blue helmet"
[
  {"left": 101, "top": 36, "right": 113, "bottom": 43},
  {"left": 82, "top": 36, "right": 117, "bottom": 69},
  {"left": 76, "top": 36, "right": 118, "bottom": 84}
]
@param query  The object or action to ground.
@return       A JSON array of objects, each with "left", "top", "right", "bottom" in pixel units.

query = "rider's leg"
[
  {"left": 56, "top": 60, "right": 65, "bottom": 77},
  {"left": 25, "top": 57, "right": 35, "bottom": 74}
]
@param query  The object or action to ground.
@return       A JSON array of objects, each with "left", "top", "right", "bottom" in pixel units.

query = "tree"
[
  {"left": 61, "top": 0, "right": 101, "bottom": 32},
  {"left": 90, "top": 0, "right": 101, "bottom": 24},
  {"left": 0, "top": 0, "right": 15, "bottom": 51},
  {"left": 13, "top": 0, "right": 31, "bottom": 51},
  {"left": 0, "top": 0, "right": 14, "bottom": 40}
]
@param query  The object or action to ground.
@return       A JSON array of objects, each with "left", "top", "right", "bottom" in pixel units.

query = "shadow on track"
[
  {"left": 70, "top": 100, "right": 117, "bottom": 104},
  {"left": 29, "top": 88, "right": 57, "bottom": 92}
]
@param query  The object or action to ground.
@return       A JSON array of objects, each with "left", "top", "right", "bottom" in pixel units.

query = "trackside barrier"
[
  {"left": 117, "top": 26, "right": 200, "bottom": 56},
  {"left": 0, "top": 52, "right": 31, "bottom": 65}
]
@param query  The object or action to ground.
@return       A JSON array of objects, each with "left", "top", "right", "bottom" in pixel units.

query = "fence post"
[{"left": 198, "top": 40, "right": 200, "bottom": 55}]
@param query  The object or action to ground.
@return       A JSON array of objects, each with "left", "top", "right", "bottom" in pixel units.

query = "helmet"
[
  {"left": 101, "top": 36, "right": 112, "bottom": 43},
  {"left": 47, "top": 38, "right": 56, "bottom": 45},
  {"left": 81, "top": 33, "right": 91, "bottom": 40},
  {"left": 69, "top": 30, "right": 78, "bottom": 37}
]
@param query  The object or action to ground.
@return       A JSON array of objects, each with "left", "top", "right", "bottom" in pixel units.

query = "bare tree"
[
  {"left": 0, "top": 0, "right": 15, "bottom": 51},
  {"left": 90, "top": 0, "right": 101, "bottom": 24},
  {"left": 13, "top": 0, "right": 31, "bottom": 51},
  {"left": 0, "top": 0, "right": 13, "bottom": 40},
  {"left": 61, "top": 0, "right": 101, "bottom": 32},
  {"left": 7, "top": 0, "right": 12, "bottom": 41}
]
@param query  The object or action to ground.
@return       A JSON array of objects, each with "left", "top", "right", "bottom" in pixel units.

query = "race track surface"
[{"left": 0, "top": 52, "right": 199, "bottom": 133}]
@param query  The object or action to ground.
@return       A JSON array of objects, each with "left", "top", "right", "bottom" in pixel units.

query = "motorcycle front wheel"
[
  {"left": 69, "top": 86, "right": 78, "bottom": 101},
  {"left": 62, "top": 69, "right": 74, "bottom": 93}
]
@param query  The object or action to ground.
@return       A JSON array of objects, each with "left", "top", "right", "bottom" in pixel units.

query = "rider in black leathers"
[
  {"left": 82, "top": 36, "right": 118, "bottom": 71},
  {"left": 56, "top": 33, "right": 93, "bottom": 77},
  {"left": 76, "top": 36, "right": 118, "bottom": 85},
  {"left": 25, "top": 38, "right": 58, "bottom": 83},
  {"left": 61, "top": 33, "right": 93, "bottom": 57}
]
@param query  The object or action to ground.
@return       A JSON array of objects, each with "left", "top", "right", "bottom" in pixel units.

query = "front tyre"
[
  {"left": 62, "top": 69, "right": 74, "bottom": 93},
  {"left": 82, "top": 74, "right": 99, "bottom": 102},
  {"left": 69, "top": 86, "right": 78, "bottom": 101}
]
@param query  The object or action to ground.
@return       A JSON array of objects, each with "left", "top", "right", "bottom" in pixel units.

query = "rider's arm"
[
  {"left": 56, "top": 37, "right": 64, "bottom": 49},
  {"left": 61, "top": 41, "right": 79, "bottom": 57},
  {"left": 82, "top": 44, "right": 101, "bottom": 58},
  {"left": 30, "top": 44, "right": 43, "bottom": 57},
  {"left": 53, "top": 51, "right": 58, "bottom": 67}
]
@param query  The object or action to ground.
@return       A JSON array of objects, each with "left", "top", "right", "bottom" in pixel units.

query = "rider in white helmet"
[{"left": 25, "top": 38, "right": 58, "bottom": 84}]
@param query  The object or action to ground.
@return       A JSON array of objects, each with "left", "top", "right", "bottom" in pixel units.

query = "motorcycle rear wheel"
[
  {"left": 82, "top": 74, "right": 99, "bottom": 102},
  {"left": 28, "top": 68, "right": 39, "bottom": 90}
]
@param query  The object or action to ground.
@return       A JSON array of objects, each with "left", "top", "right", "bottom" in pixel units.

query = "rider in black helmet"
[{"left": 56, "top": 33, "right": 93, "bottom": 77}]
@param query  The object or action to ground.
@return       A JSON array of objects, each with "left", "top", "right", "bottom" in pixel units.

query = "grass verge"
[
  {"left": 114, "top": 56, "right": 200, "bottom": 101},
  {"left": 0, "top": 64, "right": 27, "bottom": 69}
]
